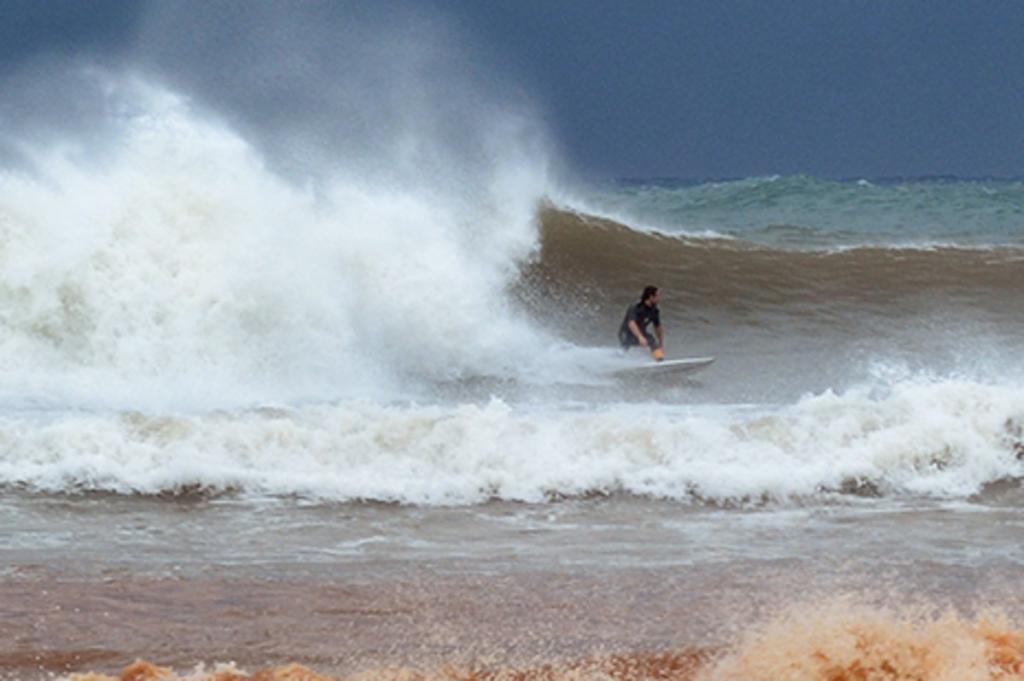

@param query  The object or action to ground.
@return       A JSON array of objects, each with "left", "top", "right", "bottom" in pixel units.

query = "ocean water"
[
  {"left": 581, "top": 175, "right": 1024, "bottom": 248},
  {"left": 2, "top": 71, "right": 1024, "bottom": 681}
]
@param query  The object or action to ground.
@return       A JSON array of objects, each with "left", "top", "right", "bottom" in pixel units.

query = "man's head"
[{"left": 641, "top": 285, "right": 660, "bottom": 306}]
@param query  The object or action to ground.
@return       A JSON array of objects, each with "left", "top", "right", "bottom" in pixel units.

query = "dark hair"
[{"left": 641, "top": 285, "right": 659, "bottom": 302}]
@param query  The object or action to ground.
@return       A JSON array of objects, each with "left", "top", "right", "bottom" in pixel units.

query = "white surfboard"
[{"left": 610, "top": 356, "right": 715, "bottom": 378}]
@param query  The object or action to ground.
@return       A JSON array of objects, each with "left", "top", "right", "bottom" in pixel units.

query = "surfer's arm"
[
  {"left": 654, "top": 324, "right": 664, "bottom": 349},
  {"left": 627, "top": 320, "right": 648, "bottom": 346}
]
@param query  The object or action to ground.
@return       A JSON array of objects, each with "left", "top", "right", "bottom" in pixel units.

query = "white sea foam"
[
  {"left": 1, "top": 378, "right": 1020, "bottom": 504},
  {"left": 0, "top": 74, "right": 554, "bottom": 410}
]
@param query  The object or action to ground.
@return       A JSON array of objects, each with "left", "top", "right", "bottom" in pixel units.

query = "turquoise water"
[{"left": 582, "top": 175, "right": 1024, "bottom": 247}]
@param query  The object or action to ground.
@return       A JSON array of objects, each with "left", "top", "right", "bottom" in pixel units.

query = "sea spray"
[
  {"left": 0, "top": 73, "right": 553, "bottom": 410},
  {"left": 702, "top": 597, "right": 1024, "bottom": 680}
]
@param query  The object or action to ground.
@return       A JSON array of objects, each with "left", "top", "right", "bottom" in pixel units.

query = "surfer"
[{"left": 618, "top": 285, "right": 665, "bottom": 361}]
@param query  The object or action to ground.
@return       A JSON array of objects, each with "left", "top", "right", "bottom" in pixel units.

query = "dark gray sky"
[{"left": 3, "top": 0, "right": 1023, "bottom": 180}]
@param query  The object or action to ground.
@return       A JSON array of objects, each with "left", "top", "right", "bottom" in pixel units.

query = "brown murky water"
[{"left": 4, "top": 436, "right": 1024, "bottom": 681}]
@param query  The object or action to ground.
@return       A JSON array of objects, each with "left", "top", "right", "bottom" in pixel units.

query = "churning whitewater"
[
  {"left": 0, "top": 74, "right": 552, "bottom": 411},
  {"left": 0, "top": 379, "right": 1023, "bottom": 504}
]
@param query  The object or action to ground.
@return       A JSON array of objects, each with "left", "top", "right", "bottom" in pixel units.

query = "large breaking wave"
[{"left": 0, "top": 71, "right": 557, "bottom": 410}]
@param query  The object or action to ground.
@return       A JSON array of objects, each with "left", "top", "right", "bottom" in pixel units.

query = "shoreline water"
[
  {"left": 5, "top": 489, "right": 1024, "bottom": 679},
  {"left": 4, "top": 559, "right": 1024, "bottom": 680}
]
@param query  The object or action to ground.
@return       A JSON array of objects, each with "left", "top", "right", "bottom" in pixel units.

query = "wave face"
[
  {"left": 529, "top": 205, "right": 1024, "bottom": 326},
  {"left": 522, "top": 206, "right": 1024, "bottom": 399}
]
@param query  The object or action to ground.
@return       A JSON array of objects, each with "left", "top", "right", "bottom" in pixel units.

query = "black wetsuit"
[{"left": 618, "top": 301, "right": 661, "bottom": 350}]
